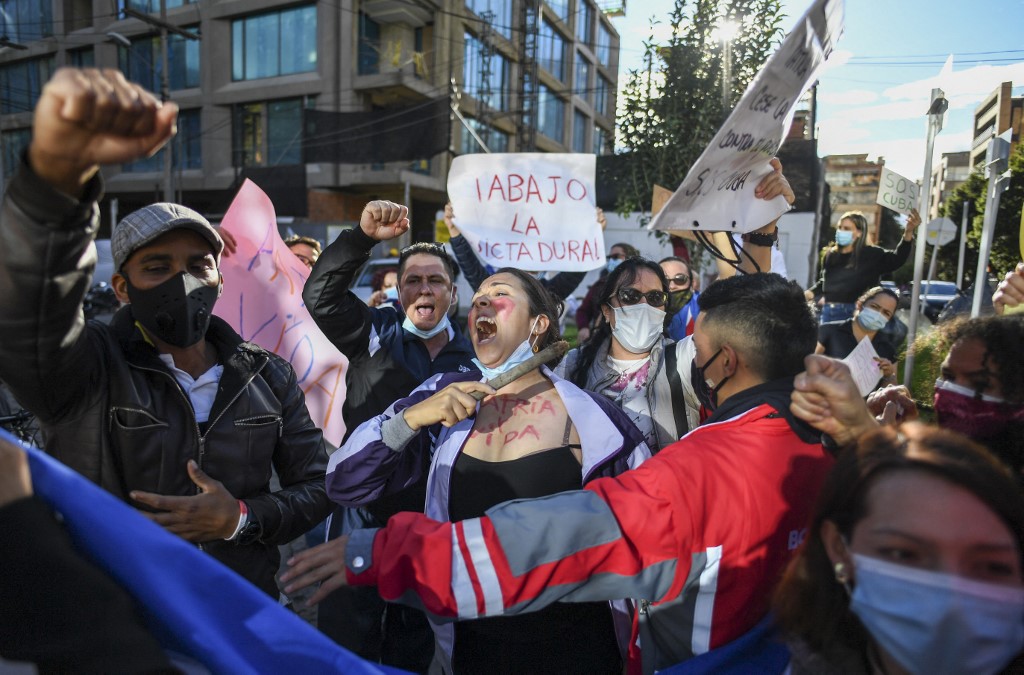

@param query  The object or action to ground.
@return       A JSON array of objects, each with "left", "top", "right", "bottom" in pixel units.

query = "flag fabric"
[{"left": 14, "top": 432, "right": 405, "bottom": 674}]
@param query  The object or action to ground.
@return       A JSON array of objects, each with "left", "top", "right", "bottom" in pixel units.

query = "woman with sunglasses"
[
  {"left": 660, "top": 256, "right": 700, "bottom": 340},
  {"left": 313, "top": 268, "right": 651, "bottom": 673},
  {"left": 575, "top": 242, "right": 641, "bottom": 343},
  {"left": 558, "top": 257, "right": 700, "bottom": 452}
]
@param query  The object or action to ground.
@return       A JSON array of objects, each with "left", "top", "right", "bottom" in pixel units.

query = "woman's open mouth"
[{"left": 475, "top": 316, "right": 497, "bottom": 344}]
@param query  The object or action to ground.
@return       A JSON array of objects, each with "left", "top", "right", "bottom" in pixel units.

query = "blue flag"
[{"left": 12, "top": 431, "right": 406, "bottom": 674}]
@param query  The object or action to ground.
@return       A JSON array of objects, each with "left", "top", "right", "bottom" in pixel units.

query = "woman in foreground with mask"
[
  {"left": 321, "top": 268, "right": 650, "bottom": 673},
  {"left": 557, "top": 257, "right": 701, "bottom": 452},
  {"left": 772, "top": 422, "right": 1024, "bottom": 675},
  {"left": 816, "top": 286, "right": 900, "bottom": 387},
  {"left": 805, "top": 209, "right": 920, "bottom": 325}
]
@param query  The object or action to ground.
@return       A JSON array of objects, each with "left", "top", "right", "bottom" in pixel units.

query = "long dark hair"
[
  {"left": 568, "top": 257, "right": 668, "bottom": 388},
  {"left": 773, "top": 423, "right": 1024, "bottom": 658},
  {"left": 824, "top": 211, "right": 868, "bottom": 271},
  {"left": 492, "top": 268, "right": 564, "bottom": 368}
]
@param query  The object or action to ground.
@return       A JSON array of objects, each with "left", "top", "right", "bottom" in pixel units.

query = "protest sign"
[
  {"left": 649, "top": 0, "right": 844, "bottom": 234},
  {"left": 447, "top": 153, "right": 604, "bottom": 272},
  {"left": 215, "top": 180, "right": 348, "bottom": 446},
  {"left": 876, "top": 167, "right": 920, "bottom": 215},
  {"left": 843, "top": 337, "right": 883, "bottom": 397}
]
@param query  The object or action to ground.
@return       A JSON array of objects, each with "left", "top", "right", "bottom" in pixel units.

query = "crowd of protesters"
[{"left": 2, "top": 67, "right": 1023, "bottom": 675}]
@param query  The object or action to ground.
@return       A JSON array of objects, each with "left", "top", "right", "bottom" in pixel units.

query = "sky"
[{"left": 609, "top": 0, "right": 1024, "bottom": 180}]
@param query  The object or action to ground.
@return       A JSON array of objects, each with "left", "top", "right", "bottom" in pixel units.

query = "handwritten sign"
[
  {"left": 876, "top": 167, "right": 920, "bottom": 215},
  {"left": 447, "top": 153, "right": 604, "bottom": 272},
  {"left": 843, "top": 336, "right": 882, "bottom": 397},
  {"left": 214, "top": 180, "right": 349, "bottom": 446},
  {"left": 649, "top": 0, "right": 844, "bottom": 234}
]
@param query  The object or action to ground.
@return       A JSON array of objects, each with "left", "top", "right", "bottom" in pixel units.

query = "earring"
[
  {"left": 834, "top": 562, "right": 849, "bottom": 585},
  {"left": 532, "top": 342, "right": 540, "bottom": 353}
]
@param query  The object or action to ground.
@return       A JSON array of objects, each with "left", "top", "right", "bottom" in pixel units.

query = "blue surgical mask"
[
  {"left": 856, "top": 307, "right": 888, "bottom": 332},
  {"left": 384, "top": 286, "right": 399, "bottom": 301},
  {"left": 849, "top": 553, "right": 1024, "bottom": 675},
  {"left": 836, "top": 230, "right": 855, "bottom": 247},
  {"left": 402, "top": 313, "right": 451, "bottom": 340},
  {"left": 606, "top": 258, "right": 623, "bottom": 274},
  {"left": 472, "top": 316, "right": 541, "bottom": 381}
]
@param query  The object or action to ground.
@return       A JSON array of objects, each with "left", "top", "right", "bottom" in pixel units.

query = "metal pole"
[
  {"left": 971, "top": 131, "right": 1012, "bottom": 317},
  {"left": 902, "top": 89, "right": 946, "bottom": 385},
  {"left": 160, "top": 0, "right": 173, "bottom": 203},
  {"left": 722, "top": 38, "right": 732, "bottom": 110},
  {"left": 926, "top": 241, "right": 939, "bottom": 285},
  {"left": 956, "top": 200, "right": 968, "bottom": 289}
]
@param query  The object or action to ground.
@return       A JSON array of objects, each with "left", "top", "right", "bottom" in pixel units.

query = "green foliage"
[
  {"left": 611, "top": 0, "right": 785, "bottom": 217},
  {"left": 937, "top": 144, "right": 1024, "bottom": 285}
]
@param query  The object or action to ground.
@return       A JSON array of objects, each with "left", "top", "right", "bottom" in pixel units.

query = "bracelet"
[{"left": 741, "top": 227, "right": 778, "bottom": 247}]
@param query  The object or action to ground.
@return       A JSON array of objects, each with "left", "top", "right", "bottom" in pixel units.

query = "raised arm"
[
  {"left": 303, "top": 200, "right": 409, "bottom": 357},
  {"left": 0, "top": 68, "right": 176, "bottom": 423}
]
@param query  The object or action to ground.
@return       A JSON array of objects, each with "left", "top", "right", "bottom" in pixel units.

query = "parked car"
[{"left": 918, "top": 280, "right": 960, "bottom": 322}]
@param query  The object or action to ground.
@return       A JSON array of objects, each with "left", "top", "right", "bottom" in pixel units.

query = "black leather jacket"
[{"left": 0, "top": 161, "right": 332, "bottom": 596}]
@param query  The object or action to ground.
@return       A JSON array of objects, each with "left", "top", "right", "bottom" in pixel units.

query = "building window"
[
  {"left": 575, "top": 53, "right": 591, "bottom": 103},
  {"left": 123, "top": 108, "right": 201, "bottom": 172},
  {"left": 0, "top": 56, "right": 54, "bottom": 115},
  {"left": 119, "top": 31, "right": 200, "bottom": 91},
  {"left": 459, "top": 117, "right": 509, "bottom": 155},
  {"left": 572, "top": 109, "right": 587, "bottom": 152},
  {"left": 595, "top": 74, "right": 610, "bottom": 117},
  {"left": 547, "top": 0, "right": 570, "bottom": 24},
  {"left": 358, "top": 12, "right": 380, "bottom": 75},
  {"left": 596, "top": 22, "right": 612, "bottom": 66},
  {"left": 538, "top": 20, "right": 565, "bottom": 81},
  {"left": 68, "top": 48, "right": 95, "bottom": 68},
  {"left": 1, "top": 128, "right": 31, "bottom": 182},
  {"left": 232, "top": 5, "right": 317, "bottom": 81},
  {"left": 538, "top": 84, "right": 564, "bottom": 143},
  {"left": 466, "top": 0, "right": 512, "bottom": 39},
  {"left": 576, "top": 0, "right": 592, "bottom": 44},
  {"left": 119, "top": 0, "right": 192, "bottom": 11},
  {"left": 233, "top": 97, "right": 311, "bottom": 168},
  {"left": 463, "top": 31, "right": 509, "bottom": 111},
  {"left": 594, "top": 125, "right": 608, "bottom": 155},
  {"left": 0, "top": 0, "right": 53, "bottom": 41}
]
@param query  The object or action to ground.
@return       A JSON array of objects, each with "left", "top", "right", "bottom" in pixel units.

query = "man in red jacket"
[{"left": 285, "top": 272, "right": 834, "bottom": 673}]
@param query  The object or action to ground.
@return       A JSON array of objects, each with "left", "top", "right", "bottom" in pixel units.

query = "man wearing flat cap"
[{"left": 0, "top": 67, "right": 331, "bottom": 597}]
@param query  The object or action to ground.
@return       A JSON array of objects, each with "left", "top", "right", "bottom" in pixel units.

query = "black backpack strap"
[{"left": 663, "top": 343, "right": 689, "bottom": 439}]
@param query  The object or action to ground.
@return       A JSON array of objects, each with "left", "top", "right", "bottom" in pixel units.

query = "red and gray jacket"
[{"left": 340, "top": 379, "right": 833, "bottom": 674}]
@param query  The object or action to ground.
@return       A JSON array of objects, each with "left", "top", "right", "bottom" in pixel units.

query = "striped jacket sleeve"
[{"left": 344, "top": 454, "right": 694, "bottom": 621}]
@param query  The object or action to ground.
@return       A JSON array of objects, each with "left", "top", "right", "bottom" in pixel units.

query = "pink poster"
[{"left": 215, "top": 179, "right": 348, "bottom": 446}]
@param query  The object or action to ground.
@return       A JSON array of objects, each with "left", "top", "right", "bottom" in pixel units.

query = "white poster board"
[
  {"left": 649, "top": 0, "right": 844, "bottom": 234},
  {"left": 876, "top": 167, "right": 920, "bottom": 215},
  {"left": 843, "top": 337, "right": 882, "bottom": 397},
  {"left": 447, "top": 153, "right": 604, "bottom": 272}
]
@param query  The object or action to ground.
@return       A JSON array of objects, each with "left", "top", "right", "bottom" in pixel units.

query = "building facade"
[
  {"left": 926, "top": 150, "right": 970, "bottom": 222},
  {"left": 0, "top": 0, "right": 620, "bottom": 244},
  {"left": 969, "top": 81, "right": 1023, "bottom": 173},
  {"left": 823, "top": 153, "right": 883, "bottom": 243}
]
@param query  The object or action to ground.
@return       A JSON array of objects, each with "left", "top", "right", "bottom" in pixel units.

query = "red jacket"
[{"left": 345, "top": 380, "right": 833, "bottom": 674}]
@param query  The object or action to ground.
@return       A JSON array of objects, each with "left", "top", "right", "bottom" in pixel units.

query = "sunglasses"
[
  {"left": 616, "top": 287, "right": 668, "bottom": 307},
  {"left": 667, "top": 274, "right": 690, "bottom": 286}
]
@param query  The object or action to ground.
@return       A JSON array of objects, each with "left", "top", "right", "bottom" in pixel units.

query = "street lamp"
[{"left": 714, "top": 19, "right": 740, "bottom": 110}]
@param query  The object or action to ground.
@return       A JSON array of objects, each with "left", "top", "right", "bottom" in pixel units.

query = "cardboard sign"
[
  {"left": 649, "top": 0, "right": 844, "bottom": 234},
  {"left": 447, "top": 153, "right": 604, "bottom": 272},
  {"left": 876, "top": 167, "right": 920, "bottom": 215},
  {"left": 214, "top": 180, "right": 349, "bottom": 446}
]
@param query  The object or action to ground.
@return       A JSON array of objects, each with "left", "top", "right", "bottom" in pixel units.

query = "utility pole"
[
  {"left": 902, "top": 89, "right": 947, "bottom": 385},
  {"left": 956, "top": 200, "right": 968, "bottom": 289}
]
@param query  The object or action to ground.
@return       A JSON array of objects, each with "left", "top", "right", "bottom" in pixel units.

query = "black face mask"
[
  {"left": 691, "top": 347, "right": 730, "bottom": 412},
  {"left": 126, "top": 272, "right": 219, "bottom": 348}
]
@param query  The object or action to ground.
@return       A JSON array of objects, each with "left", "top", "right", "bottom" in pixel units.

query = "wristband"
[{"left": 741, "top": 227, "right": 778, "bottom": 247}]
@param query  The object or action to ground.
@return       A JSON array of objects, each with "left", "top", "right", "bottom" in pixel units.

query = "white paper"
[
  {"left": 447, "top": 153, "right": 604, "bottom": 272},
  {"left": 875, "top": 167, "right": 920, "bottom": 215},
  {"left": 843, "top": 336, "right": 883, "bottom": 397},
  {"left": 649, "top": 0, "right": 844, "bottom": 234}
]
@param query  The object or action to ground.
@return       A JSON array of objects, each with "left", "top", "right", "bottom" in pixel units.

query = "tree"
[
  {"left": 937, "top": 144, "right": 1023, "bottom": 285},
  {"left": 607, "top": 0, "right": 785, "bottom": 217}
]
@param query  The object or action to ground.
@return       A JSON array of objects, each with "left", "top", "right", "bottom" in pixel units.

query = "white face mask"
[
  {"left": 849, "top": 553, "right": 1024, "bottom": 675},
  {"left": 401, "top": 289, "right": 454, "bottom": 339},
  {"left": 611, "top": 304, "right": 665, "bottom": 354}
]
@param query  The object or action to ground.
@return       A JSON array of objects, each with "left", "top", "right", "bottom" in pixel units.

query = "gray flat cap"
[{"left": 112, "top": 202, "right": 223, "bottom": 271}]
